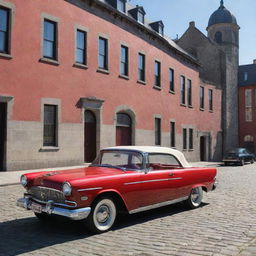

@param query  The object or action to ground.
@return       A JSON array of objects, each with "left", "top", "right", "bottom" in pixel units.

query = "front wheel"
[
  {"left": 185, "top": 187, "right": 203, "bottom": 209},
  {"left": 240, "top": 159, "right": 245, "bottom": 166},
  {"left": 85, "top": 197, "right": 117, "bottom": 234}
]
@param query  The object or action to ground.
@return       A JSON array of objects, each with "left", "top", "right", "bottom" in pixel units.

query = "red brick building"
[
  {"left": 238, "top": 60, "right": 256, "bottom": 153},
  {"left": 0, "top": 0, "right": 222, "bottom": 171}
]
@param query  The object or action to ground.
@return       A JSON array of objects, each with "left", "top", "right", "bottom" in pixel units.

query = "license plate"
[{"left": 31, "top": 203, "right": 42, "bottom": 213}]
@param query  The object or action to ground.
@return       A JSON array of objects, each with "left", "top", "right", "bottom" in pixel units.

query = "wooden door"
[
  {"left": 84, "top": 110, "right": 96, "bottom": 162},
  {"left": 116, "top": 113, "right": 132, "bottom": 146},
  {"left": 0, "top": 103, "right": 7, "bottom": 171},
  {"left": 200, "top": 136, "right": 205, "bottom": 161}
]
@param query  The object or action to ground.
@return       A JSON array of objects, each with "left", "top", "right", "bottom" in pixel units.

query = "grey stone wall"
[
  {"left": 6, "top": 121, "right": 84, "bottom": 171},
  {"left": 207, "top": 23, "right": 239, "bottom": 152},
  {"left": 6, "top": 119, "right": 222, "bottom": 171}
]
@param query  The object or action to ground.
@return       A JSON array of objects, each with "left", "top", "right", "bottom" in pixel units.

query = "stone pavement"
[{"left": 0, "top": 162, "right": 256, "bottom": 256}]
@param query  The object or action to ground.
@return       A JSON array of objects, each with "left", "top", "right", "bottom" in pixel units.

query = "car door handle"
[{"left": 169, "top": 173, "right": 174, "bottom": 177}]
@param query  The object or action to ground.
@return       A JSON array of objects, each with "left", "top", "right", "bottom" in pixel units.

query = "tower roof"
[{"left": 208, "top": 0, "right": 237, "bottom": 27}]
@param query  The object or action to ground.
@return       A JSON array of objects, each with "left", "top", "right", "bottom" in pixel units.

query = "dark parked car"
[{"left": 223, "top": 148, "right": 255, "bottom": 166}]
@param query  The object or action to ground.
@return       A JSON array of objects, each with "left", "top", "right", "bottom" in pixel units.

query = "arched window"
[
  {"left": 244, "top": 135, "right": 254, "bottom": 142},
  {"left": 214, "top": 31, "right": 222, "bottom": 44},
  {"left": 117, "top": 113, "right": 131, "bottom": 127}
]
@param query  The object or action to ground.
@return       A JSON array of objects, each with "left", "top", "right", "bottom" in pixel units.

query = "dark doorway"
[
  {"left": 200, "top": 136, "right": 205, "bottom": 161},
  {"left": 244, "top": 142, "right": 255, "bottom": 154},
  {"left": 84, "top": 110, "right": 96, "bottom": 163},
  {"left": 0, "top": 103, "right": 7, "bottom": 171},
  {"left": 116, "top": 113, "right": 132, "bottom": 146}
]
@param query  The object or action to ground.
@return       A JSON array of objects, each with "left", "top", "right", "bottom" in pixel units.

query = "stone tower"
[{"left": 207, "top": 0, "right": 240, "bottom": 152}]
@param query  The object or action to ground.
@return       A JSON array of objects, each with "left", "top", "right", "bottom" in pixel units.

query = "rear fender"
[{"left": 191, "top": 183, "right": 209, "bottom": 193}]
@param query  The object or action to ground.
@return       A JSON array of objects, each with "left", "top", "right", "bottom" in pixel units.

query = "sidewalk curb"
[{"left": 0, "top": 182, "right": 19, "bottom": 187}]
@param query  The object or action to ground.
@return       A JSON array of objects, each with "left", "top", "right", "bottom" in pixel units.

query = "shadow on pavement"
[{"left": 0, "top": 202, "right": 209, "bottom": 256}]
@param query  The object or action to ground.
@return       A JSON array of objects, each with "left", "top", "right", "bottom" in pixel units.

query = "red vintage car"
[{"left": 17, "top": 146, "right": 217, "bottom": 233}]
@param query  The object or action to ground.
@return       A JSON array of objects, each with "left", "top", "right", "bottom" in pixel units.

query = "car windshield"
[
  {"left": 226, "top": 148, "right": 246, "bottom": 154},
  {"left": 91, "top": 150, "right": 144, "bottom": 171}
]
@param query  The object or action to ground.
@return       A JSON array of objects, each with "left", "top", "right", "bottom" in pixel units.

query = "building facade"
[
  {"left": 238, "top": 60, "right": 256, "bottom": 153},
  {"left": 0, "top": 0, "right": 222, "bottom": 171},
  {"left": 177, "top": 0, "right": 239, "bottom": 155}
]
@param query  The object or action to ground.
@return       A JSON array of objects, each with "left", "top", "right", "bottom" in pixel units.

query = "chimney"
[
  {"left": 189, "top": 21, "right": 195, "bottom": 27},
  {"left": 253, "top": 59, "right": 256, "bottom": 64}
]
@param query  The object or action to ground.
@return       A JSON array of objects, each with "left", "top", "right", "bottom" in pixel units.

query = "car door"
[{"left": 138, "top": 153, "right": 187, "bottom": 207}]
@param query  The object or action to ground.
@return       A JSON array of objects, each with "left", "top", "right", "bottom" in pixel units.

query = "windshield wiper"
[{"left": 90, "top": 164, "right": 126, "bottom": 172}]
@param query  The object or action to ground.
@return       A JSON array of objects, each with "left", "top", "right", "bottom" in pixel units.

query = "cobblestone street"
[{"left": 0, "top": 164, "right": 256, "bottom": 256}]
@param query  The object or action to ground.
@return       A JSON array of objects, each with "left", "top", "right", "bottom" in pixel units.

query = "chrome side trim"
[
  {"left": 129, "top": 196, "right": 189, "bottom": 214},
  {"left": 124, "top": 177, "right": 182, "bottom": 185},
  {"left": 77, "top": 187, "right": 103, "bottom": 192}
]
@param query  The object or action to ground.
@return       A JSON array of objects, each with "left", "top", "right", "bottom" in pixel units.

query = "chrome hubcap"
[
  {"left": 96, "top": 205, "right": 110, "bottom": 223},
  {"left": 191, "top": 190, "right": 199, "bottom": 202},
  {"left": 191, "top": 188, "right": 201, "bottom": 204}
]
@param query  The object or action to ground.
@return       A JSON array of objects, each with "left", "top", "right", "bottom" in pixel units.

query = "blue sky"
[{"left": 130, "top": 0, "right": 256, "bottom": 65}]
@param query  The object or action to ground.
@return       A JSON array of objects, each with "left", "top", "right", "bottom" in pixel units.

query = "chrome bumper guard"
[
  {"left": 17, "top": 197, "right": 91, "bottom": 220},
  {"left": 212, "top": 180, "right": 218, "bottom": 190}
]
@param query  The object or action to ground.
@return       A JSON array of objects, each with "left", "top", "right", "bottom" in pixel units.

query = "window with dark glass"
[
  {"left": 154, "top": 61, "right": 161, "bottom": 87},
  {"left": 214, "top": 31, "right": 222, "bottom": 44},
  {"left": 244, "top": 72, "right": 248, "bottom": 81},
  {"left": 43, "top": 105, "right": 57, "bottom": 147},
  {"left": 138, "top": 11, "right": 144, "bottom": 24},
  {"left": 98, "top": 37, "right": 108, "bottom": 70},
  {"left": 209, "top": 89, "right": 213, "bottom": 111},
  {"left": 183, "top": 128, "right": 187, "bottom": 150},
  {"left": 200, "top": 86, "right": 205, "bottom": 109},
  {"left": 120, "top": 45, "right": 128, "bottom": 76},
  {"left": 189, "top": 129, "right": 193, "bottom": 150},
  {"left": 138, "top": 53, "right": 145, "bottom": 82},
  {"left": 187, "top": 79, "right": 192, "bottom": 106},
  {"left": 155, "top": 118, "right": 161, "bottom": 146},
  {"left": 180, "top": 76, "right": 186, "bottom": 104},
  {"left": 170, "top": 122, "right": 176, "bottom": 148},
  {"left": 0, "top": 7, "right": 10, "bottom": 54},
  {"left": 245, "top": 89, "right": 252, "bottom": 122},
  {"left": 76, "top": 30, "right": 87, "bottom": 65},
  {"left": 43, "top": 19, "right": 57, "bottom": 59},
  {"left": 169, "top": 68, "right": 174, "bottom": 92},
  {"left": 159, "top": 25, "right": 164, "bottom": 36},
  {"left": 117, "top": 0, "right": 126, "bottom": 12}
]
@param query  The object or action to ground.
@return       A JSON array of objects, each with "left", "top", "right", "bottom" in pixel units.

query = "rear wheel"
[
  {"left": 185, "top": 187, "right": 203, "bottom": 209},
  {"left": 250, "top": 159, "right": 254, "bottom": 164},
  {"left": 85, "top": 197, "right": 117, "bottom": 234}
]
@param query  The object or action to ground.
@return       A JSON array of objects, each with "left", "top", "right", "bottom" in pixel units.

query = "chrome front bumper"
[{"left": 17, "top": 197, "right": 91, "bottom": 220}]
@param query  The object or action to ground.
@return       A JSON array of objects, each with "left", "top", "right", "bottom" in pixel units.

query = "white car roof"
[{"left": 104, "top": 146, "right": 191, "bottom": 167}]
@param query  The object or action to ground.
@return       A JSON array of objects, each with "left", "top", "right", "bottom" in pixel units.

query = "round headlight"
[
  {"left": 62, "top": 182, "right": 72, "bottom": 196},
  {"left": 20, "top": 175, "right": 28, "bottom": 187}
]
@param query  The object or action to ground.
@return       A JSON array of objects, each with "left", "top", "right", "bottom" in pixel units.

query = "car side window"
[
  {"left": 148, "top": 153, "right": 181, "bottom": 171},
  {"left": 101, "top": 152, "right": 129, "bottom": 165}
]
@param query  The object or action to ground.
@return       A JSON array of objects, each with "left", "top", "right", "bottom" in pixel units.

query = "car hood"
[{"left": 30, "top": 167, "right": 127, "bottom": 189}]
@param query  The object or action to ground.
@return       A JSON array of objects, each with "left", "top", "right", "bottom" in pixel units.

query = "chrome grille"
[{"left": 28, "top": 186, "right": 65, "bottom": 204}]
